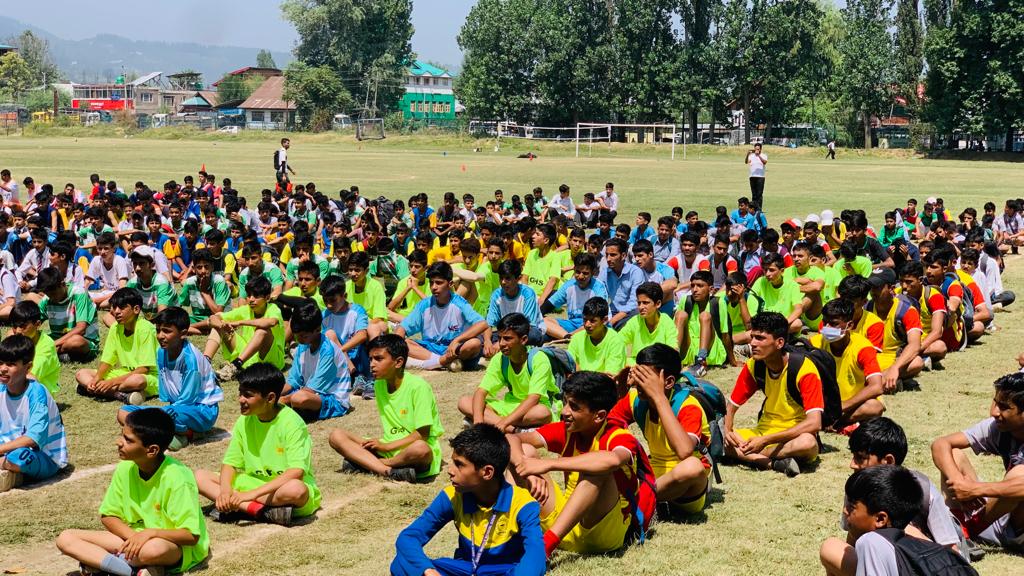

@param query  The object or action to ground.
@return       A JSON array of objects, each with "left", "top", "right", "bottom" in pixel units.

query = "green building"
[{"left": 398, "top": 60, "right": 457, "bottom": 121}]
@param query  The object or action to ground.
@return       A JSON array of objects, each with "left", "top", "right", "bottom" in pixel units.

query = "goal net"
[
  {"left": 576, "top": 122, "right": 681, "bottom": 159},
  {"left": 356, "top": 118, "right": 386, "bottom": 141}
]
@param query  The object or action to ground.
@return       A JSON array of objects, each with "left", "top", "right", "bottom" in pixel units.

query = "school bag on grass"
[
  {"left": 752, "top": 338, "right": 843, "bottom": 429},
  {"left": 874, "top": 528, "right": 978, "bottom": 576}
]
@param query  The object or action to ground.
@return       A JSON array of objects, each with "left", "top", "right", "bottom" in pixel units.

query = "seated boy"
[
  {"left": 9, "top": 301, "right": 60, "bottom": 395},
  {"left": 609, "top": 344, "right": 712, "bottom": 519},
  {"left": 281, "top": 301, "right": 351, "bottom": 422},
  {"left": 619, "top": 282, "right": 678, "bottom": 363},
  {"left": 347, "top": 251, "right": 389, "bottom": 340},
  {"left": 125, "top": 246, "right": 176, "bottom": 324},
  {"left": 712, "top": 271, "right": 764, "bottom": 367},
  {"left": 485, "top": 260, "right": 545, "bottom": 351},
  {"left": 236, "top": 241, "right": 284, "bottom": 305},
  {"left": 509, "top": 371, "right": 657, "bottom": 557},
  {"left": 820, "top": 417, "right": 964, "bottom": 576},
  {"left": 178, "top": 248, "right": 232, "bottom": 334},
  {"left": 75, "top": 288, "right": 158, "bottom": 405},
  {"left": 320, "top": 275, "right": 372, "bottom": 396},
  {"left": 56, "top": 408, "right": 209, "bottom": 575},
  {"left": 0, "top": 334, "right": 67, "bottom": 492},
  {"left": 932, "top": 371, "right": 1024, "bottom": 553},
  {"left": 724, "top": 311, "right": 823, "bottom": 477},
  {"left": 85, "top": 232, "right": 130, "bottom": 308},
  {"left": 675, "top": 270, "right": 727, "bottom": 374},
  {"left": 542, "top": 252, "right": 607, "bottom": 340},
  {"left": 897, "top": 261, "right": 949, "bottom": 367},
  {"left": 459, "top": 313, "right": 560, "bottom": 432},
  {"left": 329, "top": 334, "right": 444, "bottom": 483},
  {"left": 388, "top": 249, "right": 429, "bottom": 323},
  {"left": 567, "top": 297, "right": 626, "bottom": 378},
  {"left": 392, "top": 424, "right": 545, "bottom": 576},
  {"left": 202, "top": 276, "right": 286, "bottom": 381},
  {"left": 396, "top": 262, "right": 488, "bottom": 371},
  {"left": 865, "top": 268, "right": 924, "bottom": 390},
  {"left": 118, "top": 307, "right": 223, "bottom": 452},
  {"left": 750, "top": 252, "right": 805, "bottom": 333},
  {"left": 36, "top": 266, "right": 101, "bottom": 363},
  {"left": 195, "top": 363, "right": 321, "bottom": 526},
  {"left": 808, "top": 298, "right": 886, "bottom": 429}
]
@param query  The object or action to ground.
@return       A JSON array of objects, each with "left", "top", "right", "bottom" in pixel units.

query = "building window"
[
  {"left": 271, "top": 111, "right": 284, "bottom": 123},
  {"left": 251, "top": 110, "right": 265, "bottom": 122},
  {"left": 140, "top": 92, "right": 153, "bottom": 103},
  {"left": 409, "top": 102, "right": 416, "bottom": 112},
  {"left": 162, "top": 95, "right": 175, "bottom": 107}
]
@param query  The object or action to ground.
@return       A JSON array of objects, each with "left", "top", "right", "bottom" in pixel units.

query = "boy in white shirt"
[{"left": 86, "top": 232, "right": 130, "bottom": 308}]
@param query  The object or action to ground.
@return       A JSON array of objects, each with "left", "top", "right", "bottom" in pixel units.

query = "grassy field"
[{"left": 1, "top": 135, "right": 1023, "bottom": 575}]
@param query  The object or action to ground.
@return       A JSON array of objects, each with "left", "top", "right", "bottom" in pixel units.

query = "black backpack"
[
  {"left": 753, "top": 338, "right": 843, "bottom": 429},
  {"left": 874, "top": 528, "right": 978, "bottom": 576},
  {"left": 273, "top": 149, "right": 281, "bottom": 171}
]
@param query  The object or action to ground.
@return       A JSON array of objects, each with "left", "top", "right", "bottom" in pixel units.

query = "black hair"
[
  {"left": 408, "top": 249, "right": 428, "bottom": 267},
  {"left": 822, "top": 298, "right": 855, "bottom": 323},
  {"left": 760, "top": 251, "right": 784, "bottom": 271},
  {"left": 35, "top": 267, "right": 64, "bottom": 294},
  {"left": 497, "top": 259, "right": 523, "bottom": 280},
  {"left": 245, "top": 275, "right": 272, "bottom": 298},
  {"left": 495, "top": 312, "right": 531, "bottom": 337},
  {"left": 994, "top": 371, "right": 1024, "bottom": 411},
  {"left": 49, "top": 241, "right": 74, "bottom": 262},
  {"left": 125, "top": 408, "right": 175, "bottom": 452},
  {"left": 0, "top": 334, "right": 35, "bottom": 364},
  {"left": 582, "top": 296, "right": 609, "bottom": 319},
  {"left": 848, "top": 417, "right": 908, "bottom": 465},
  {"left": 320, "top": 274, "right": 347, "bottom": 299},
  {"left": 635, "top": 343, "right": 681, "bottom": 380},
  {"left": 96, "top": 231, "right": 117, "bottom": 247},
  {"left": 190, "top": 248, "right": 214, "bottom": 266},
  {"left": 635, "top": 281, "right": 664, "bottom": 304},
  {"left": 959, "top": 247, "right": 979, "bottom": 266},
  {"left": 632, "top": 239, "right": 653, "bottom": 255},
  {"left": 681, "top": 231, "right": 702, "bottom": 246},
  {"left": 839, "top": 239, "right": 859, "bottom": 261},
  {"left": 725, "top": 270, "right": 748, "bottom": 289},
  {"left": 153, "top": 306, "right": 190, "bottom": 332},
  {"left": 844, "top": 465, "right": 923, "bottom": 529},
  {"left": 290, "top": 301, "right": 323, "bottom": 334},
  {"left": 9, "top": 301, "right": 42, "bottom": 325},
  {"left": 838, "top": 275, "right": 872, "bottom": 301},
  {"left": 109, "top": 287, "right": 143, "bottom": 310},
  {"left": 899, "top": 260, "right": 924, "bottom": 280},
  {"left": 562, "top": 371, "right": 618, "bottom": 413},
  {"left": 750, "top": 311, "right": 789, "bottom": 339},
  {"left": 348, "top": 251, "right": 370, "bottom": 270},
  {"left": 368, "top": 333, "right": 409, "bottom": 362},
  {"left": 927, "top": 245, "right": 957, "bottom": 268},
  {"left": 573, "top": 252, "right": 597, "bottom": 271},
  {"left": 426, "top": 261, "right": 453, "bottom": 282},
  {"left": 237, "top": 362, "right": 285, "bottom": 399},
  {"left": 604, "top": 237, "right": 628, "bottom": 254},
  {"left": 297, "top": 260, "right": 320, "bottom": 279},
  {"left": 690, "top": 270, "right": 713, "bottom": 286}
]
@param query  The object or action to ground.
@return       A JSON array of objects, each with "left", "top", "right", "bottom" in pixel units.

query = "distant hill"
[{"left": 0, "top": 16, "right": 292, "bottom": 85}]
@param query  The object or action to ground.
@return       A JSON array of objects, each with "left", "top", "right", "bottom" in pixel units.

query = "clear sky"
[{"left": 3, "top": 0, "right": 473, "bottom": 70}]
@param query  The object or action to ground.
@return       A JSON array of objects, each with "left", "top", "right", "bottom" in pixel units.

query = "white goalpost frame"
[
  {"left": 356, "top": 117, "right": 386, "bottom": 141},
  {"left": 576, "top": 122, "right": 683, "bottom": 159}
]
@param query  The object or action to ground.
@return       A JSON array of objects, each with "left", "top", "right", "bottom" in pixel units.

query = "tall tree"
[
  {"left": 283, "top": 61, "right": 354, "bottom": 131},
  {"left": 609, "top": 0, "right": 679, "bottom": 123},
  {"left": 0, "top": 52, "right": 33, "bottom": 101},
  {"left": 838, "top": 0, "right": 895, "bottom": 148},
  {"left": 257, "top": 49, "right": 278, "bottom": 69},
  {"left": 893, "top": 0, "right": 924, "bottom": 97},
  {"left": 4, "top": 31, "right": 61, "bottom": 87},
  {"left": 282, "top": 0, "right": 414, "bottom": 116}
]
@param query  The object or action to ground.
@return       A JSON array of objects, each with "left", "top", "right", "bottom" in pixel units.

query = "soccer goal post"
[
  {"left": 575, "top": 122, "right": 682, "bottom": 159},
  {"left": 356, "top": 117, "right": 386, "bottom": 141}
]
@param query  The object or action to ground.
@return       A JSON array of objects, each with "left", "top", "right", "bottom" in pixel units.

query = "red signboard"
[{"left": 72, "top": 99, "right": 133, "bottom": 111}]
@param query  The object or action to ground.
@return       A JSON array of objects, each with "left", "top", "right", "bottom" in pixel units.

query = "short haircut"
[
  {"left": 153, "top": 306, "right": 190, "bottom": 332},
  {"left": 110, "top": 287, "right": 143, "bottom": 309},
  {"left": 637, "top": 211, "right": 651, "bottom": 222},
  {"left": 848, "top": 417, "right": 908, "bottom": 465},
  {"left": 760, "top": 251, "right": 784, "bottom": 271},
  {"left": 0, "top": 334, "right": 35, "bottom": 363},
  {"left": 290, "top": 301, "right": 323, "bottom": 334},
  {"left": 368, "top": 333, "right": 409, "bottom": 362},
  {"left": 573, "top": 252, "right": 597, "bottom": 271},
  {"left": 562, "top": 371, "right": 618, "bottom": 412},
  {"left": 994, "top": 371, "right": 1024, "bottom": 411},
  {"left": 297, "top": 260, "right": 320, "bottom": 279},
  {"left": 822, "top": 298, "right": 855, "bottom": 323},
  {"left": 681, "top": 231, "right": 701, "bottom": 246},
  {"left": 237, "top": 362, "right": 286, "bottom": 399},
  {"left": 725, "top": 271, "right": 748, "bottom": 289},
  {"left": 604, "top": 237, "right": 628, "bottom": 254},
  {"left": 899, "top": 261, "right": 924, "bottom": 279},
  {"left": 635, "top": 281, "right": 664, "bottom": 303},
  {"left": 635, "top": 343, "right": 681, "bottom": 380},
  {"left": 241, "top": 242, "right": 262, "bottom": 258},
  {"left": 632, "top": 239, "right": 653, "bottom": 255},
  {"left": 35, "top": 267, "right": 64, "bottom": 293},
  {"left": 320, "top": 274, "right": 347, "bottom": 299},
  {"left": 927, "top": 245, "right": 957, "bottom": 268},
  {"left": 844, "top": 465, "right": 923, "bottom": 529},
  {"left": 348, "top": 251, "right": 370, "bottom": 270},
  {"left": 245, "top": 275, "right": 272, "bottom": 298},
  {"left": 657, "top": 215, "right": 675, "bottom": 229},
  {"left": 125, "top": 408, "right": 175, "bottom": 452},
  {"left": 583, "top": 296, "right": 609, "bottom": 319},
  {"left": 497, "top": 259, "right": 522, "bottom": 280},
  {"left": 750, "top": 311, "right": 789, "bottom": 339},
  {"left": 9, "top": 301, "right": 42, "bottom": 325},
  {"left": 191, "top": 248, "right": 213, "bottom": 266},
  {"left": 495, "top": 312, "right": 531, "bottom": 337},
  {"left": 690, "top": 270, "right": 713, "bottom": 286},
  {"left": 408, "top": 249, "right": 428, "bottom": 266},
  {"left": 96, "top": 232, "right": 117, "bottom": 247},
  {"left": 426, "top": 261, "right": 453, "bottom": 282},
  {"left": 838, "top": 275, "right": 871, "bottom": 301},
  {"left": 49, "top": 241, "right": 74, "bottom": 262}
]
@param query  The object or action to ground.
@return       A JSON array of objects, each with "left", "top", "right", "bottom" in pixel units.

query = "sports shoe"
[
  {"left": 125, "top": 391, "right": 145, "bottom": 406},
  {"left": 922, "top": 356, "right": 933, "bottom": 372},
  {"left": 985, "top": 323, "right": 998, "bottom": 334},
  {"left": 134, "top": 567, "right": 166, "bottom": 576},
  {"left": 448, "top": 358, "right": 463, "bottom": 373},
  {"left": 837, "top": 422, "right": 861, "bottom": 437},
  {"left": 0, "top": 468, "right": 23, "bottom": 492},
  {"left": 216, "top": 362, "right": 239, "bottom": 382},
  {"left": 733, "top": 344, "right": 753, "bottom": 361},
  {"left": 340, "top": 458, "right": 368, "bottom": 475},
  {"left": 168, "top": 433, "right": 191, "bottom": 452},
  {"left": 462, "top": 416, "right": 473, "bottom": 430},
  {"left": 58, "top": 353, "right": 72, "bottom": 364},
  {"left": 387, "top": 466, "right": 418, "bottom": 484},
  {"left": 771, "top": 457, "right": 801, "bottom": 478},
  {"left": 259, "top": 505, "right": 293, "bottom": 526}
]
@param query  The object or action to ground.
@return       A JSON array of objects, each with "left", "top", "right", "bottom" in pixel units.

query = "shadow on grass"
[{"left": 923, "top": 150, "right": 1024, "bottom": 163}]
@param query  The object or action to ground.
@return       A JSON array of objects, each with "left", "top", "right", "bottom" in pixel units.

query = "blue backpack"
[
  {"left": 500, "top": 347, "right": 577, "bottom": 394},
  {"left": 631, "top": 371, "right": 728, "bottom": 483}
]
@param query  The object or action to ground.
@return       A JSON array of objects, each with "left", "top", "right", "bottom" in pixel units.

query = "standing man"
[
  {"left": 274, "top": 138, "right": 296, "bottom": 182},
  {"left": 826, "top": 139, "right": 836, "bottom": 160},
  {"left": 745, "top": 143, "right": 767, "bottom": 211}
]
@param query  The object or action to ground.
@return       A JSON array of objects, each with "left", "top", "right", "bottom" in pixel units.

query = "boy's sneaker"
[
  {"left": 361, "top": 384, "right": 375, "bottom": 401},
  {"left": 837, "top": 422, "right": 861, "bottom": 436},
  {"left": 124, "top": 392, "right": 145, "bottom": 406},
  {"left": 133, "top": 567, "right": 166, "bottom": 576},
  {"left": 78, "top": 563, "right": 106, "bottom": 576},
  {"left": 387, "top": 466, "right": 418, "bottom": 484},
  {"left": 770, "top": 457, "right": 801, "bottom": 478},
  {"left": 448, "top": 358, "right": 463, "bottom": 373},
  {"left": 922, "top": 356, "right": 933, "bottom": 372},
  {"left": 964, "top": 538, "right": 986, "bottom": 562},
  {"left": 168, "top": 431, "right": 193, "bottom": 452},
  {"left": 259, "top": 505, "right": 293, "bottom": 526},
  {"left": 340, "top": 458, "right": 369, "bottom": 475},
  {"left": 0, "top": 468, "right": 23, "bottom": 492},
  {"left": 216, "top": 362, "right": 239, "bottom": 382},
  {"left": 59, "top": 353, "right": 72, "bottom": 364}
]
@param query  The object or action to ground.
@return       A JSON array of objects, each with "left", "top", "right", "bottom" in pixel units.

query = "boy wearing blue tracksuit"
[{"left": 283, "top": 301, "right": 352, "bottom": 422}]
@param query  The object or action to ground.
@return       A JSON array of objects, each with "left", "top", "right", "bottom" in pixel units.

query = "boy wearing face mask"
[{"left": 809, "top": 298, "right": 886, "bottom": 433}]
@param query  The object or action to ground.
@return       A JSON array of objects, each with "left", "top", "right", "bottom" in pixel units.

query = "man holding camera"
[{"left": 745, "top": 143, "right": 767, "bottom": 210}]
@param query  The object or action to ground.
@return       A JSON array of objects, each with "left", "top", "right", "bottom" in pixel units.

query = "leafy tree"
[
  {"left": 0, "top": 52, "right": 33, "bottom": 101},
  {"left": 216, "top": 74, "right": 264, "bottom": 104},
  {"left": 609, "top": 0, "right": 679, "bottom": 123},
  {"left": 283, "top": 61, "right": 354, "bottom": 131},
  {"left": 257, "top": 49, "right": 278, "bottom": 69},
  {"left": 4, "top": 31, "right": 61, "bottom": 87},
  {"left": 22, "top": 88, "right": 70, "bottom": 112},
  {"left": 893, "top": 0, "right": 924, "bottom": 98},
  {"left": 838, "top": 0, "right": 895, "bottom": 148},
  {"left": 282, "top": 0, "right": 413, "bottom": 115}
]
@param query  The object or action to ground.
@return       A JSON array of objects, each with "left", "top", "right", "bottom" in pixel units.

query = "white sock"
[{"left": 422, "top": 353, "right": 442, "bottom": 370}]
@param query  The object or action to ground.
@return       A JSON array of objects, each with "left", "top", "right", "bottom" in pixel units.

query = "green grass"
[{"left": 1, "top": 136, "right": 1023, "bottom": 575}]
